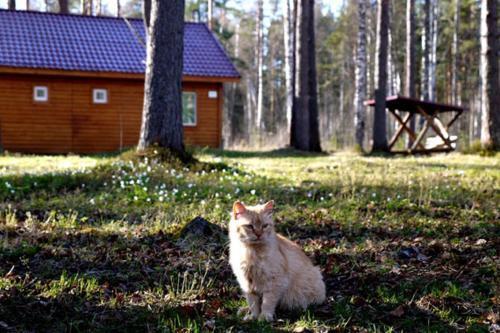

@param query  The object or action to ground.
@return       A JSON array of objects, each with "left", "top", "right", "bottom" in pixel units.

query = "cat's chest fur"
[{"left": 230, "top": 242, "right": 285, "bottom": 294}]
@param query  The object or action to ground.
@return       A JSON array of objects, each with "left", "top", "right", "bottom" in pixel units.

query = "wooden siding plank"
[{"left": 0, "top": 74, "right": 222, "bottom": 153}]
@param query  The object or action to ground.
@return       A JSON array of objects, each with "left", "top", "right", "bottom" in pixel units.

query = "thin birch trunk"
[
  {"left": 96, "top": 0, "right": 102, "bottom": 15},
  {"left": 354, "top": 0, "right": 367, "bottom": 149},
  {"left": 405, "top": 0, "right": 416, "bottom": 148},
  {"left": 283, "top": 0, "right": 294, "bottom": 136},
  {"left": 451, "top": 0, "right": 460, "bottom": 105},
  {"left": 421, "top": 0, "right": 430, "bottom": 101},
  {"left": 428, "top": 0, "right": 438, "bottom": 101},
  {"left": 255, "top": 0, "right": 264, "bottom": 138},
  {"left": 207, "top": 0, "right": 213, "bottom": 30}
]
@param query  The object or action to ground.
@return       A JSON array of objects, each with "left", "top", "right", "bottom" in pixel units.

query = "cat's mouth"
[{"left": 242, "top": 237, "right": 265, "bottom": 245}]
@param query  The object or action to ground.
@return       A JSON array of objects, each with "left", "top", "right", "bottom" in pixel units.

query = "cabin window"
[
  {"left": 182, "top": 92, "right": 197, "bottom": 126},
  {"left": 93, "top": 89, "right": 108, "bottom": 104},
  {"left": 33, "top": 86, "right": 48, "bottom": 102}
]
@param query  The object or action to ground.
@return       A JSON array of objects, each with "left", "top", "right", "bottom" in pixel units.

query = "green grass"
[{"left": 0, "top": 149, "right": 498, "bottom": 332}]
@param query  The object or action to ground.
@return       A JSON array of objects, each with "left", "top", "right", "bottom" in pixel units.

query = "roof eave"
[{"left": 0, "top": 66, "right": 240, "bottom": 82}]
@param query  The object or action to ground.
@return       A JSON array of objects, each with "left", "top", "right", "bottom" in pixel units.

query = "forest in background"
[
  {"left": 2, "top": 0, "right": 496, "bottom": 151},
  {"left": 199, "top": 0, "right": 489, "bottom": 151}
]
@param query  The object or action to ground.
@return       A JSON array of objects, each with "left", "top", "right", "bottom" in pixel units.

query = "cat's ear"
[
  {"left": 262, "top": 200, "right": 274, "bottom": 214},
  {"left": 233, "top": 201, "right": 246, "bottom": 219}
]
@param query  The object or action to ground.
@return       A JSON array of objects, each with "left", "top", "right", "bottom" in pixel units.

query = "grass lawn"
[{"left": 0, "top": 149, "right": 498, "bottom": 332}]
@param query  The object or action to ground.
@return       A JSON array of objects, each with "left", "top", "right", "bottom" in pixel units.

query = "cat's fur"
[{"left": 229, "top": 200, "right": 326, "bottom": 322}]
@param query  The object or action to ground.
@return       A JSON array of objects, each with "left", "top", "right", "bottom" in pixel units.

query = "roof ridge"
[
  {"left": 0, "top": 8, "right": 142, "bottom": 21},
  {"left": 0, "top": 9, "right": 211, "bottom": 25}
]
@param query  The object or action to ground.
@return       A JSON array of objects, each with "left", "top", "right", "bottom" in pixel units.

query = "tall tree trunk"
[
  {"left": 82, "top": 0, "right": 92, "bottom": 15},
  {"left": 96, "top": 0, "right": 102, "bottom": 16},
  {"left": 290, "top": 0, "right": 298, "bottom": 147},
  {"left": 372, "top": 0, "right": 389, "bottom": 152},
  {"left": 419, "top": 0, "right": 431, "bottom": 130},
  {"left": 137, "top": 0, "right": 185, "bottom": 156},
  {"left": 405, "top": 0, "right": 416, "bottom": 149},
  {"left": 428, "top": 0, "right": 438, "bottom": 101},
  {"left": 143, "top": 0, "right": 151, "bottom": 31},
  {"left": 246, "top": 78, "right": 256, "bottom": 143},
  {"left": 116, "top": 0, "right": 120, "bottom": 17},
  {"left": 255, "top": 0, "right": 264, "bottom": 138},
  {"left": 59, "top": 0, "right": 69, "bottom": 13},
  {"left": 354, "top": 0, "right": 367, "bottom": 150},
  {"left": 8, "top": 0, "right": 15, "bottom": 10},
  {"left": 291, "top": 0, "right": 321, "bottom": 152},
  {"left": 451, "top": 0, "right": 460, "bottom": 105},
  {"left": 283, "top": 0, "right": 294, "bottom": 136},
  {"left": 366, "top": 2, "right": 373, "bottom": 99},
  {"left": 207, "top": 0, "right": 213, "bottom": 30},
  {"left": 421, "top": 0, "right": 430, "bottom": 101},
  {"left": 26, "top": 0, "right": 30, "bottom": 10},
  {"left": 480, "top": 0, "right": 499, "bottom": 149}
]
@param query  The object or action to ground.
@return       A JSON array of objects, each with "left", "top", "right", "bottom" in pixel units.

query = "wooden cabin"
[{"left": 0, "top": 10, "right": 240, "bottom": 154}]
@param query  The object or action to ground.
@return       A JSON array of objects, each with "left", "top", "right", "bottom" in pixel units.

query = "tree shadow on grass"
[
  {"left": 1, "top": 221, "right": 495, "bottom": 332},
  {"left": 204, "top": 148, "right": 328, "bottom": 159}
]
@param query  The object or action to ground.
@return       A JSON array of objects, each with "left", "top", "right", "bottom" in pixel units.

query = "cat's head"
[{"left": 230, "top": 200, "right": 275, "bottom": 245}]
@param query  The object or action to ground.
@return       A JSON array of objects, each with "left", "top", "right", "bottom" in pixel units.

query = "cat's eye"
[
  {"left": 242, "top": 224, "right": 254, "bottom": 230},
  {"left": 262, "top": 224, "right": 270, "bottom": 229}
]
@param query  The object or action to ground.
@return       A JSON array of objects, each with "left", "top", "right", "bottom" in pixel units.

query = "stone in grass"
[
  {"left": 397, "top": 246, "right": 429, "bottom": 262},
  {"left": 180, "top": 216, "right": 221, "bottom": 239}
]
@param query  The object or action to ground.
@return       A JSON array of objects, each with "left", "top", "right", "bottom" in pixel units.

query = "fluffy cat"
[{"left": 229, "top": 200, "right": 326, "bottom": 322}]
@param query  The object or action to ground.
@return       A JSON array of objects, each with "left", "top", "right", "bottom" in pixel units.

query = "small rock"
[
  {"left": 180, "top": 216, "right": 214, "bottom": 238},
  {"left": 398, "top": 246, "right": 428, "bottom": 262},
  {"left": 475, "top": 239, "right": 487, "bottom": 245},
  {"left": 398, "top": 247, "right": 418, "bottom": 259},
  {"left": 389, "top": 305, "right": 405, "bottom": 317}
]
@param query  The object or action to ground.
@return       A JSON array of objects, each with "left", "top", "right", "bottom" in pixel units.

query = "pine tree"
[
  {"left": 137, "top": 0, "right": 186, "bottom": 156},
  {"left": 372, "top": 0, "right": 389, "bottom": 152},
  {"left": 291, "top": 0, "right": 321, "bottom": 152},
  {"left": 480, "top": 0, "right": 499, "bottom": 149}
]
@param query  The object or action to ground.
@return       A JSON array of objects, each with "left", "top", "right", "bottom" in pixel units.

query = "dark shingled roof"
[{"left": 0, "top": 9, "right": 240, "bottom": 78}]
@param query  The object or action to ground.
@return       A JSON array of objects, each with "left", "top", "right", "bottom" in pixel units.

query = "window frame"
[
  {"left": 33, "top": 86, "right": 49, "bottom": 102},
  {"left": 92, "top": 88, "right": 108, "bottom": 104},
  {"left": 182, "top": 91, "right": 197, "bottom": 127}
]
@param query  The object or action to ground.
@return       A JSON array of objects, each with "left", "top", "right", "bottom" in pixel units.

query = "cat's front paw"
[{"left": 258, "top": 312, "right": 274, "bottom": 322}]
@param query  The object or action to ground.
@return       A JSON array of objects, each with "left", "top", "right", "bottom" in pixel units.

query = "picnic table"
[{"left": 365, "top": 95, "right": 464, "bottom": 154}]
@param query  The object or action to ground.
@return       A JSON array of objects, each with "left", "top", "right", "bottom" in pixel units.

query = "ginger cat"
[{"left": 229, "top": 200, "right": 326, "bottom": 322}]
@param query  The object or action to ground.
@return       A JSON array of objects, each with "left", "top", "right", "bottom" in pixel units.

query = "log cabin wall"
[{"left": 0, "top": 73, "right": 223, "bottom": 153}]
